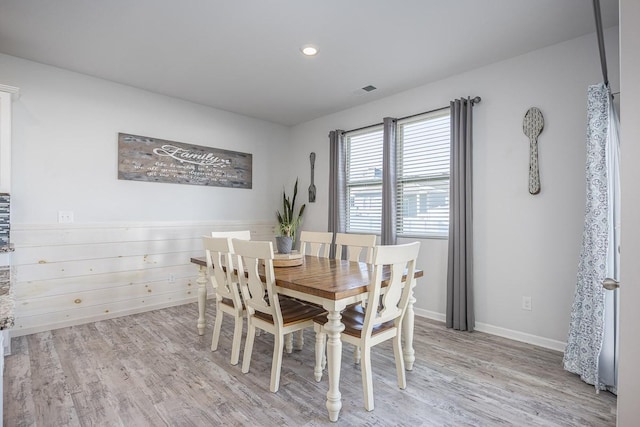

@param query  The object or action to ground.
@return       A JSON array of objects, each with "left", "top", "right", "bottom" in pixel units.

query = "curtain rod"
[
  {"left": 593, "top": 0, "right": 609, "bottom": 86},
  {"left": 343, "top": 96, "right": 481, "bottom": 134}
]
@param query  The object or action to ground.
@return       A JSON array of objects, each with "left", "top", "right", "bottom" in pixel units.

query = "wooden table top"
[{"left": 190, "top": 255, "right": 423, "bottom": 301}]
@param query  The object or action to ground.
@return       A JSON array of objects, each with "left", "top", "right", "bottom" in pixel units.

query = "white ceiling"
[{"left": 0, "top": 0, "right": 619, "bottom": 126}]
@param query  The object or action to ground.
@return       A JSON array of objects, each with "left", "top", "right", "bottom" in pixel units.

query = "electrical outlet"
[
  {"left": 522, "top": 296, "right": 532, "bottom": 311},
  {"left": 168, "top": 274, "right": 175, "bottom": 283},
  {"left": 58, "top": 211, "right": 74, "bottom": 223}
]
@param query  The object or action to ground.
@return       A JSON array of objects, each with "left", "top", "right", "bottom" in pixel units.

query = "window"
[
  {"left": 345, "top": 126, "right": 383, "bottom": 233},
  {"left": 397, "top": 110, "right": 451, "bottom": 237},
  {"left": 343, "top": 109, "right": 451, "bottom": 238}
]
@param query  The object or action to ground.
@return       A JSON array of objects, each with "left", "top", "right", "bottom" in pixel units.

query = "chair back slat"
[
  {"left": 233, "top": 239, "right": 282, "bottom": 324},
  {"left": 299, "top": 231, "right": 333, "bottom": 258},
  {"left": 334, "top": 233, "right": 377, "bottom": 263},
  {"left": 203, "top": 236, "right": 242, "bottom": 307},
  {"left": 363, "top": 242, "right": 420, "bottom": 334},
  {"left": 210, "top": 230, "right": 250, "bottom": 287}
]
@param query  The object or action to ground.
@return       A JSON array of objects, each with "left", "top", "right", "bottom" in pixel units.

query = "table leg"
[
  {"left": 294, "top": 330, "right": 304, "bottom": 351},
  {"left": 402, "top": 289, "right": 416, "bottom": 370},
  {"left": 285, "top": 333, "right": 293, "bottom": 354},
  {"left": 197, "top": 265, "right": 207, "bottom": 336},
  {"left": 325, "top": 310, "right": 345, "bottom": 422}
]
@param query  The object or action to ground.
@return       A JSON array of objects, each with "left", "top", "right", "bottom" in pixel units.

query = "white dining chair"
[
  {"left": 334, "top": 232, "right": 377, "bottom": 363},
  {"left": 209, "top": 231, "right": 254, "bottom": 342},
  {"left": 334, "top": 232, "right": 376, "bottom": 263},
  {"left": 203, "top": 235, "right": 245, "bottom": 365},
  {"left": 299, "top": 230, "right": 333, "bottom": 258},
  {"left": 234, "top": 238, "right": 325, "bottom": 393},
  {"left": 293, "top": 230, "right": 334, "bottom": 350},
  {"left": 313, "top": 241, "right": 420, "bottom": 411}
]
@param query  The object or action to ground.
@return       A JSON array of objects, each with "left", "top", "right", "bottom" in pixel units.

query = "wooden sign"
[{"left": 118, "top": 133, "right": 252, "bottom": 189}]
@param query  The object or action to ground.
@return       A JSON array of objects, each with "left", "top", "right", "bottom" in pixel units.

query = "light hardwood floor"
[{"left": 4, "top": 303, "right": 616, "bottom": 426}]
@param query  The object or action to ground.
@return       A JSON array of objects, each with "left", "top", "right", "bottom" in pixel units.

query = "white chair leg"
[
  {"left": 361, "top": 346, "right": 374, "bottom": 411},
  {"left": 230, "top": 316, "right": 243, "bottom": 366},
  {"left": 393, "top": 334, "right": 407, "bottom": 389},
  {"left": 294, "top": 330, "right": 304, "bottom": 351},
  {"left": 211, "top": 306, "right": 223, "bottom": 352},
  {"left": 242, "top": 323, "right": 256, "bottom": 374},
  {"left": 314, "top": 326, "right": 324, "bottom": 382},
  {"left": 321, "top": 332, "right": 327, "bottom": 370},
  {"left": 353, "top": 302, "right": 367, "bottom": 363},
  {"left": 322, "top": 334, "right": 327, "bottom": 370},
  {"left": 270, "top": 333, "right": 285, "bottom": 392},
  {"left": 285, "top": 332, "right": 293, "bottom": 354},
  {"left": 353, "top": 345, "right": 361, "bottom": 364}
]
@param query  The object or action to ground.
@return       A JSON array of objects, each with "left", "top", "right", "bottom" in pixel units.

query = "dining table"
[{"left": 190, "top": 254, "right": 423, "bottom": 422}]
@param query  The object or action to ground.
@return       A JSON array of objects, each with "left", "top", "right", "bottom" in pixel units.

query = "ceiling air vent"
[{"left": 362, "top": 85, "right": 377, "bottom": 92}]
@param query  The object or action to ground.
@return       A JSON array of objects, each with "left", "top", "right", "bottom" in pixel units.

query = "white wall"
[
  {"left": 0, "top": 53, "right": 290, "bottom": 334},
  {"left": 617, "top": 0, "right": 640, "bottom": 423},
  {"left": 0, "top": 53, "right": 290, "bottom": 224},
  {"left": 290, "top": 28, "right": 620, "bottom": 348}
]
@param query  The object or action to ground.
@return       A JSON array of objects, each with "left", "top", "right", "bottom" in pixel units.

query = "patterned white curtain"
[{"left": 563, "top": 83, "right": 619, "bottom": 391}]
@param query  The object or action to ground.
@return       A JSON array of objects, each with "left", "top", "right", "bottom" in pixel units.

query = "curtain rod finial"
[{"left": 472, "top": 96, "right": 481, "bottom": 104}]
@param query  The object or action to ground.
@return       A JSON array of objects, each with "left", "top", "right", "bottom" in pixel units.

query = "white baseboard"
[
  {"left": 414, "top": 307, "right": 445, "bottom": 322},
  {"left": 413, "top": 308, "right": 566, "bottom": 353},
  {"left": 474, "top": 322, "right": 566, "bottom": 352}
]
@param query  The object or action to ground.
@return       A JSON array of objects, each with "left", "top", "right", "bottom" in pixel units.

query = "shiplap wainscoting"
[{"left": 10, "top": 221, "right": 276, "bottom": 337}]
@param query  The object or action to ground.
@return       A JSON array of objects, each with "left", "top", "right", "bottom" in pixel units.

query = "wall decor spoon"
[{"left": 523, "top": 107, "right": 544, "bottom": 195}]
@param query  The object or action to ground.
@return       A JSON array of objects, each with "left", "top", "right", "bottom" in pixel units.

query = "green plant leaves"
[{"left": 276, "top": 178, "right": 306, "bottom": 239}]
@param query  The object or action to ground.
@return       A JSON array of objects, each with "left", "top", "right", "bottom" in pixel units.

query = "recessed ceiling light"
[{"left": 301, "top": 45, "right": 318, "bottom": 56}]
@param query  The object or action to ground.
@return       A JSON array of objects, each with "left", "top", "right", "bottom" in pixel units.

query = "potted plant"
[{"left": 276, "top": 178, "right": 306, "bottom": 254}]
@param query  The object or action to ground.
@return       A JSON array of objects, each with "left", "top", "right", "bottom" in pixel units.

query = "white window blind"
[
  {"left": 345, "top": 126, "right": 383, "bottom": 234},
  {"left": 396, "top": 110, "right": 451, "bottom": 237}
]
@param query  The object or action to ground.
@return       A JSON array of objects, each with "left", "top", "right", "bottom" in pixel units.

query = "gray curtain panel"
[
  {"left": 447, "top": 98, "right": 475, "bottom": 331},
  {"left": 328, "top": 130, "right": 346, "bottom": 258},
  {"left": 382, "top": 117, "right": 398, "bottom": 246}
]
